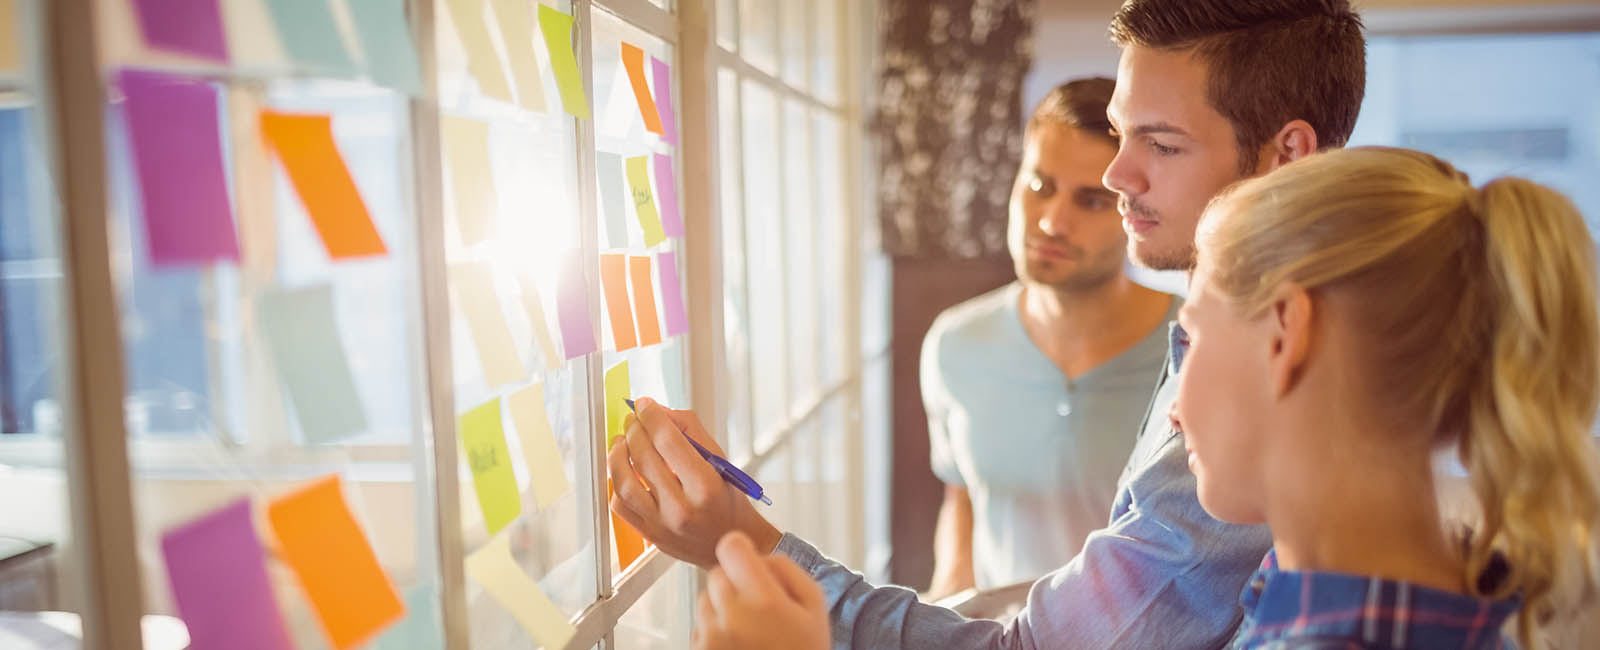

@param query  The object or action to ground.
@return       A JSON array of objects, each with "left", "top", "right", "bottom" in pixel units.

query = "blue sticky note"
[
  {"left": 347, "top": 0, "right": 423, "bottom": 94},
  {"left": 263, "top": 0, "right": 358, "bottom": 76}
]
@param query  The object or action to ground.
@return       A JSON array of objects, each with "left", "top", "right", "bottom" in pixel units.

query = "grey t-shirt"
[{"left": 921, "top": 282, "right": 1177, "bottom": 587}]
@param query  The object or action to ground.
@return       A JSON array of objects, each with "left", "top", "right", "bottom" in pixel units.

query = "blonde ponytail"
[{"left": 1197, "top": 147, "right": 1600, "bottom": 647}]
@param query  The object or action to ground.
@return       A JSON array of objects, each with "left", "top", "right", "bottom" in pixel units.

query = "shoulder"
[{"left": 924, "top": 283, "right": 1019, "bottom": 356}]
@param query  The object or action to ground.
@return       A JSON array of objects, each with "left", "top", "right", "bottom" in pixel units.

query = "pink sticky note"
[
  {"left": 650, "top": 56, "right": 678, "bottom": 146},
  {"left": 657, "top": 251, "right": 688, "bottom": 337},
  {"left": 131, "top": 0, "right": 230, "bottom": 62},
  {"left": 557, "top": 252, "right": 598, "bottom": 359},
  {"left": 118, "top": 69, "right": 241, "bottom": 266},
  {"left": 161, "top": 498, "right": 294, "bottom": 650},
  {"left": 652, "top": 154, "right": 684, "bottom": 239}
]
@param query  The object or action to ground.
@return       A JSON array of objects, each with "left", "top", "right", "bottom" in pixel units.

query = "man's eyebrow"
[
  {"left": 1073, "top": 186, "right": 1117, "bottom": 200},
  {"left": 1120, "top": 122, "right": 1190, "bottom": 138}
]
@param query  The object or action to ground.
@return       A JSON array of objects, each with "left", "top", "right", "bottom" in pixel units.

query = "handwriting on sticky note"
[
  {"left": 596, "top": 152, "right": 630, "bottom": 248},
  {"left": 629, "top": 256, "right": 663, "bottom": 347},
  {"left": 599, "top": 253, "right": 638, "bottom": 351},
  {"left": 556, "top": 252, "right": 598, "bottom": 359},
  {"left": 267, "top": 475, "right": 406, "bottom": 650},
  {"left": 130, "top": 0, "right": 229, "bottom": 62},
  {"left": 348, "top": 0, "right": 423, "bottom": 95},
  {"left": 258, "top": 284, "right": 369, "bottom": 444},
  {"left": 657, "top": 251, "right": 689, "bottom": 337},
  {"left": 620, "top": 42, "right": 665, "bottom": 135},
  {"left": 650, "top": 56, "right": 678, "bottom": 146},
  {"left": 465, "top": 533, "right": 576, "bottom": 649},
  {"left": 460, "top": 399, "right": 523, "bottom": 535},
  {"left": 624, "top": 156, "right": 666, "bottom": 247},
  {"left": 161, "top": 498, "right": 294, "bottom": 650},
  {"left": 443, "top": 0, "right": 514, "bottom": 102},
  {"left": 537, "top": 5, "right": 590, "bottom": 119},
  {"left": 440, "top": 115, "right": 498, "bottom": 245},
  {"left": 508, "top": 383, "right": 570, "bottom": 509},
  {"left": 260, "top": 110, "right": 388, "bottom": 259},
  {"left": 450, "top": 262, "right": 528, "bottom": 389},
  {"left": 263, "top": 0, "right": 357, "bottom": 75},
  {"left": 118, "top": 69, "right": 241, "bottom": 267},
  {"left": 652, "top": 154, "right": 684, "bottom": 238},
  {"left": 604, "top": 361, "right": 631, "bottom": 449},
  {"left": 491, "top": 0, "right": 547, "bottom": 111}
]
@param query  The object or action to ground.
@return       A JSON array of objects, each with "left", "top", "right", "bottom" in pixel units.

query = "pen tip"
[
  {"left": 623, "top": 398, "right": 635, "bottom": 410},
  {"left": 758, "top": 495, "right": 773, "bottom": 506}
]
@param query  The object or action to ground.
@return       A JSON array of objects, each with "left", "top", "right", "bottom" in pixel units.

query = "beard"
[{"left": 1119, "top": 196, "right": 1196, "bottom": 271}]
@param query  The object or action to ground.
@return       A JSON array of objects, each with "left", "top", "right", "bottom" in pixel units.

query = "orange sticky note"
[
  {"left": 599, "top": 253, "right": 637, "bottom": 351},
  {"left": 628, "top": 256, "right": 662, "bottom": 347},
  {"left": 259, "top": 111, "right": 387, "bottom": 259},
  {"left": 608, "top": 481, "right": 649, "bottom": 570},
  {"left": 267, "top": 475, "right": 405, "bottom": 649},
  {"left": 620, "top": 43, "right": 664, "bottom": 136}
]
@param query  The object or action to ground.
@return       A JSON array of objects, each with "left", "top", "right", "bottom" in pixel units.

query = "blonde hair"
[{"left": 1198, "top": 146, "right": 1600, "bottom": 646}]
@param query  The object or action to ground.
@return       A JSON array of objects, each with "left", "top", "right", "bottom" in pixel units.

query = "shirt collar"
[{"left": 1167, "top": 321, "right": 1190, "bottom": 376}]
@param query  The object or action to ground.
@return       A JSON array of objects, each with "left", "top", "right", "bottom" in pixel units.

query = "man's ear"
[
  {"left": 1256, "top": 120, "right": 1319, "bottom": 173},
  {"left": 1269, "top": 285, "right": 1314, "bottom": 399}
]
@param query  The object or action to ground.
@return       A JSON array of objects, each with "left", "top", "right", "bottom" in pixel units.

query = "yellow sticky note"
[
  {"left": 443, "top": 0, "right": 514, "bottom": 102},
  {"left": 464, "top": 533, "right": 576, "bottom": 649},
  {"left": 516, "top": 272, "right": 563, "bottom": 372},
  {"left": 0, "top": 0, "right": 20, "bottom": 73},
  {"left": 441, "top": 115, "right": 498, "bottom": 245},
  {"left": 460, "top": 399, "right": 523, "bottom": 535},
  {"left": 450, "top": 261, "right": 528, "bottom": 390},
  {"left": 491, "top": 0, "right": 546, "bottom": 112},
  {"left": 604, "top": 361, "right": 631, "bottom": 449},
  {"left": 508, "top": 383, "right": 570, "bottom": 509},
  {"left": 624, "top": 156, "right": 666, "bottom": 247},
  {"left": 536, "top": 5, "right": 589, "bottom": 119}
]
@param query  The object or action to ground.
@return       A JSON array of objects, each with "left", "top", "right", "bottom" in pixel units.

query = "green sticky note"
[
  {"left": 624, "top": 156, "right": 666, "bottom": 247},
  {"left": 263, "top": 0, "right": 358, "bottom": 76},
  {"left": 604, "top": 361, "right": 631, "bottom": 449},
  {"left": 258, "top": 284, "right": 368, "bottom": 444},
  {"left": 537, "top": 5, "right": 590, "bottom": 119},
  {"left": 460, "top": 399, "right": 523, "bottom": 535},
  {"left": 347, "top": 0, "right": 423, "bottom": 95},
  {"left": 373, "top": 583, "right": 443, "bottom": 650}
]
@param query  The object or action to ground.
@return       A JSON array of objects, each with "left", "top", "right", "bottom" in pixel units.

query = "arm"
[{"left": 926, "top": 485, "right": 975, "bottom": 600}]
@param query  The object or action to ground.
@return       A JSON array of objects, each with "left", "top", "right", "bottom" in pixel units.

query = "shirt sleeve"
[{"left": 921, "top": 321, "right": 965, "bottom": 487}]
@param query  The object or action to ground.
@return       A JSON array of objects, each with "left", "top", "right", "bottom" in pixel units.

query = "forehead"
[
  {"left": 1108, "top": 46, "right": 1222, "bottom": 133},
  {"left": 1024, "top": 124, "right": 1117, "bottom": 173}
]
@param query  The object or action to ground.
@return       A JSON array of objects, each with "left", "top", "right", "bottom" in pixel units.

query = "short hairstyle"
[
  {"left": 1109, "top": 0, "right": 1366, "bottom": 169},
  {"left": 1027, "top": 77, "right": 1118, "bottom": 147}
]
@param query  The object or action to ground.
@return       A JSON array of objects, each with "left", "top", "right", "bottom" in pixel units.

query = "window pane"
[
  {"left": 813, "top": 110, "right": 849, "bottom": 387},
  {"left": 783, "top": 100, "right": 818, "bottom": 407},
  {"left": 718, "top": 67, "right": 754, "bottom": 460},
  {"left": 781, "top": 0, "right": 810, "bottom": 89},
  {"left": 718, "top": 0, "right": 738, "bottom": 52},
  {"left": 614, "top": 563, "right": 694, "bottom": 649},
  {"left": 813, "top": 0, "right": 842, "bottom": 105},
  {"left": 741, "top": 80, "right": 787, "bottom": 436},
  {"left": 739, "top": 0, "right": 779, "bottom": 76}
]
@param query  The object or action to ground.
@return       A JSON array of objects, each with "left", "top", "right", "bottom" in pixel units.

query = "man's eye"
[
  {"left": 1080, "top": 195, "right": 1113, "bottom": 211},
  {"left": 1149, "top": 139, "right": 1179, "bottom": 156},
  {"left": 1029, "top": 176, "right": 1056, "bottom": 196}
]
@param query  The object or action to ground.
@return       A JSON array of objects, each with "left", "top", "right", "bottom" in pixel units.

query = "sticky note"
[
  {"left": 443, "top": 0, "right": 513, "bottom": 102},
  {"left": 460, "top": 399, "right": 523, "bottom": 535},
  {"left": 516, "top": 272, "right": 563, "bottom": 372},
  {"left": 260, "top": 111, "right": 387, "bottom": 259},
  {"left": 130, "top": 0, "right": 229, "bottom": 62},
  {"left": 117, "top": 69, "right": 241, "bottom": 267},
  {"left": 604, "top": 360, "right": 630, "bottom": 448},
  {"left": 556, "top": 252, "right": 597, "bottom": 359},
  {"left": 611, "top": 487, "right": 648, "bottom": 570},
  {"left": 450, "top": 262, "right": 528, "bottom": 389},
  {"left": 263, "top": 0, "right": 357, "bottom": 75},
  {"left": 660, "top": 340, "right": 687, "bottom": 407},
  {"left": 595, "top": 152, "right": 629, "bottom": 248},
  {"left": 657, "top": 251, "right": 689, "bottom": 337},
  {"left": 267, "top": 475, "right": 405, "bottom": 650},
  {"left": 624, "top": 156, "right": 666, "bottom": 247},
  {"left": 620, "top": 43, "right": 665, "bottom": 135},
  {"left": 258, "top": 284, "right": 369, "bottom": 444},
  {"left": 348, "top": 0, "right": 423, "bottom": 95},
  {"left": 161, "top": 498, "right": 293, "bottom": 650},
  {"left": 629, "top": 256, "right": 662, "bottom": 347},
  {"left": 599, "top": 253, "right": 638, "bottom": 351},
  {"left": 373, "top": 584, "right": 443, "bottom": 650},
  {"left": 651, "top": 56, "right": 679, "bottom": 146},
  {"left": 0, "top": 0, "right": 21, "bottom": 72},
  {"left": 464, "top": 533, "right": 576, "bottom": 649},
  {"left": 537, "top": 5, "right": 590, "bottom": 119},
  {"left": 491, "top": 0, "right": 547, "bottom": 111},
  {"left": 652, "top": 154, "right": 684, "bottom": 238},
  {"left": 508, "top": 383, "right": 570, "bottom": 509},
  {"left": 441, "top": 115, "right": 497, "bottom": 245}
]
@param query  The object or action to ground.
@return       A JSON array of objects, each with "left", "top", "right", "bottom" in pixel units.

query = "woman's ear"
[{"left": 1269, "top": 285, "right": 1314, "bottom": 398}]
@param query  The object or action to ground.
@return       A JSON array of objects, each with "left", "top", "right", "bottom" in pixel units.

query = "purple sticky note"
[
  {"left": 557, "top": 252, "right": 599, "bottom": 359},
  {"left": 658, "top": 252, "right": 689, "bottom": 337},
  {"left": 652, "top": 154, "right": 684, "bottom": 238},
  {"left": 118, "top": 69, "right": 241, "bottom": 266},
  {"left": 131, "top": 0, "right": 231, "bottom": 62},
  {"left": 161, "top": 498, "right": 293, "bottom": 650},
  {"left": 650, "top": 57, "right": 679, "bottom": 146}
]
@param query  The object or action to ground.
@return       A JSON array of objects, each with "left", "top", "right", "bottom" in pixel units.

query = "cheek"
[{"left": 1177, "top": 338, "right": 1268, "bottom": 522}]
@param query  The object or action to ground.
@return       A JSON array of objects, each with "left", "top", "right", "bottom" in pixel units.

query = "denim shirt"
[{"left": 775, "top": 322, "right": 1275, "bottom": 649}]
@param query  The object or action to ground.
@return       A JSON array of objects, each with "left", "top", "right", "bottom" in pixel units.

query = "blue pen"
[{"left": 624, "top": 398, "right": 772, "bottom": 506}]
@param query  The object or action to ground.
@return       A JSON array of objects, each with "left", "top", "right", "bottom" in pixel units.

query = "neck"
[{"left": 1017, "top": 276, "right": 1169, "bottom": 378}]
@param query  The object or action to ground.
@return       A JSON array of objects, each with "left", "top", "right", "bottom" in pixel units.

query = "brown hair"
[
  {"left": 1200, "top": 147, "right": 1600, "bottom": 647},
  {"left": 1109, "top": 0, "right": 1366, "bottom": 170},
  {"left": 1027, "top": 77, "right": 1117, "bottom": 147}
]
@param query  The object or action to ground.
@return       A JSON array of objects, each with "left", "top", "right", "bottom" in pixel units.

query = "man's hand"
[
  {"left": 607, "top": 398, "right": 783, "bottom": 568},
  {"left": 693, "top": 532, "right": 829, "bottom": 650}
]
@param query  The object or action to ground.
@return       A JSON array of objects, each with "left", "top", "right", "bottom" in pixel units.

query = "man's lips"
[
  {"left": 1026, "top": 240, "right": 1077, "bottom": 260},
  {"left": 1123, "top": 216, "right": 1158, "bottom": 234}
]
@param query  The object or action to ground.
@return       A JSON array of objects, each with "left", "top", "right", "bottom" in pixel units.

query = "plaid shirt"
[{"left": 1233, "top": 550, "right": 1520, "bottom": 649}]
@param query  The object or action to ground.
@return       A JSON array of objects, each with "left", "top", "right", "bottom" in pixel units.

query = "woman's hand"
[{"left": 693, "top": 532, "right": 829, "bottom": 650}]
